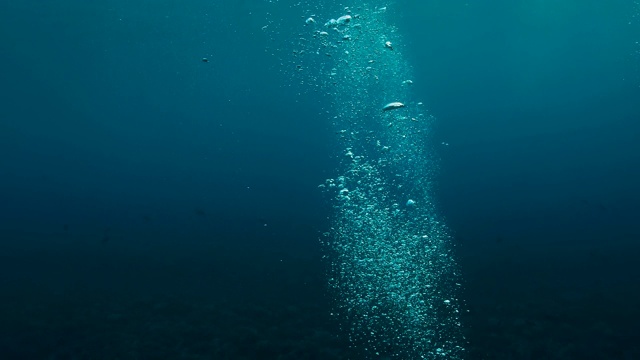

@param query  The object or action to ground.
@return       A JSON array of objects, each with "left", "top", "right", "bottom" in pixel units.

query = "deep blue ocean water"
[{"left": 1, "top": 0, "right": 639, "bottom": 359}]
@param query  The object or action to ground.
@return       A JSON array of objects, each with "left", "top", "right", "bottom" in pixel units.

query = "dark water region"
[{"left": 1, "top": 0, "right": 640, "bottom": 359}]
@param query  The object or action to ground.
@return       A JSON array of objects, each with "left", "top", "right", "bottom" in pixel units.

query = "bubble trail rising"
[{"left": 276, "top": 2, "right": 466, "bottom": 358}]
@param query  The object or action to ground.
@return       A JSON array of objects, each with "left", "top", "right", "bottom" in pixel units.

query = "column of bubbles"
[{"left": 275, "top": 2, "right": 466, "bottom": 358}]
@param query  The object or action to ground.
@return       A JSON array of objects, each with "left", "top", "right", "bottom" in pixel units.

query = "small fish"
[{"left": 382, "top": 102, "right": 405, "bottom": 111}]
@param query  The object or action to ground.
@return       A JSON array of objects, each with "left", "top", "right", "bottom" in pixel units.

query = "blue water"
[{"left": 0, "top": 0, "right": 639, "bottom": 359}]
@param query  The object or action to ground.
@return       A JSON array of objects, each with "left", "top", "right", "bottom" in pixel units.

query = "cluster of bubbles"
[{"left": 263, "top": 1, "right": 465, "bottom": 358}]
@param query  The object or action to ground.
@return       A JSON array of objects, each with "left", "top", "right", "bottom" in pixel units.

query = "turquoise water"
[{"left": 0, "top": 0, "right": 639, "bottom": 359}]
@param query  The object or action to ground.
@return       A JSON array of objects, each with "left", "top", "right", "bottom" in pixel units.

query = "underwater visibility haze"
[{"left": 0, "top": 0, "right": 639, "bottom": 359}]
